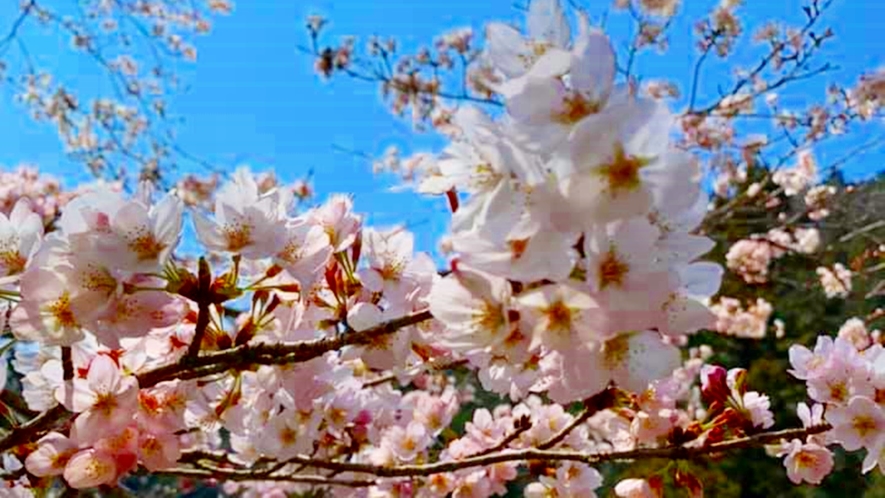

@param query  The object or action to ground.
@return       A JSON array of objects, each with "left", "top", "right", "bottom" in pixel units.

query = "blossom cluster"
[
  {"left": 783, "top": 322, "right": 885, "bottom": 484},
  {"left": 410, "top": 0, "right": 721, "bottom": 407},
  {"left": 710, "top": 296, "right": 773, "bottom": 339},
  {"left": 725, "top": 227, "right": 820, "bottom": 284},
  {"left": 0, "top": 162, "right": 726, "bottom": 495},
  {"left": 0, "top": 166, "right": 68, "bottom": 224},
  {"left": 816, "top": 263, "right": 853, "bottom": 299}
]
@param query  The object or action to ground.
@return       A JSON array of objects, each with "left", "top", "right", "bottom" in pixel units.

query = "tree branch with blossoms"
[
  {"left": 0, "top": 306, "right": 434, "bottom": 452},
  {"left": 159, "top": 423, "right": 832, "bottom": 486}
]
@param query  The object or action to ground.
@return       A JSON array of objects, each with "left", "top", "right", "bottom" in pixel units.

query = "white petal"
[
  {"left": 527, "top": 0, "right": 570, "bottom": 47},
  {"left": 679, "top": 262, "right": 723, "bottom": 298},
  {"left": 485, "top": 23, "right": 532, "bottom": 78},
  {"left": 570, "top": 22, "right": 615, "bottom": 103}
]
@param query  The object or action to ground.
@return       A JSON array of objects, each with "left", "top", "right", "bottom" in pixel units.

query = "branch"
[
  {"left": 0, "top": 0, "right": 34, "bottom": 56},
  {"left": 838, "top": 220, "right": 885, "bottom": 244},
  {"left": 537, "top": 387, "right": 618, "bottom": 450},
  {"left": 691, "top": 0, "right": 835, "bottom": 116},
  {"left": 153, "top": 467, "right": 376, "bottom": 487},
  {"left": 362, "top": 357, "right": 468, "bottom": 388},
  {"left": 137, "top": 308, "right": 433, "bottom": 387},
  {"left": 821, "top": 134, "right": 885, "bottom": 176},
  {"left": 177, "top": 424, "right": 832, "bottom": 480},
  {"left": 0, "top": 404, "right": 69, "bottom": 453},
  {"left": 0, "top": 309, "right": 434, "bottom": 452},
  {"left": 61, "top": 346, "right": 73, "bottom": 381},
  {"left": 688, "top": 44, "right": 714, "bottom": 112},
  {"left": 468, "top": 415, "right": 532, "bottom": 458},
  {"left": 184, "top": 257, "right": 212, "bottom": 361}
]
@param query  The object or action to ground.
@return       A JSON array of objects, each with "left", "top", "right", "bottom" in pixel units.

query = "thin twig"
[
  {"left": 0, "top": 0, "right": 35, "bottom": 56},
  {"left": 184, "top": 257, "right": 212, "bottom": 361},
  {"left": 839, "top": 220, "right": 885, "bottom": 243},
  {"left": 362, "top": 358, "right": 468, "bottom": 388},
  {"left": 468, "top": 415, "right": 532, "bottom": 458}
]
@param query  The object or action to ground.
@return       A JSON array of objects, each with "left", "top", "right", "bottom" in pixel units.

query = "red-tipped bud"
[{"left": 700, "top": 364, "right": 730, "bottom": 405}]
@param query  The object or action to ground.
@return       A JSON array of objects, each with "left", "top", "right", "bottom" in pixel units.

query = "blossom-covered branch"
[{"left": 171, "top": 423, "right": 832, "bottom": 481}]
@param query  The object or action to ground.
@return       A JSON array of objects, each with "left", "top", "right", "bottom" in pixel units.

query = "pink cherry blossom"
[
  {"left": 0, "top": 199, "right": 43, "bottom": 277},
  {"left": 308, "top": 194, "right": 362, "bottom": 252},
  {"left": 25, "top": 432, "right": 78, "bottom": 477},
  {"left": 193, "top": 168, "right": 289, "bottom": 258},
  {"left": 778, "top": 439, "right": 834, "bottom": 485},
  {"left": 741, "top": 391, "right": 775, "bottom": 429},
  {"left": 58, "top": 354, "right": 139, "bottom": 445},
  {"left": 517, "top": 283, "right": 608, "bottom": 352},
  {"left": 62, "top": 449, "right": 119, "bottom": 489},
  {"left": 826, "top": 396, "right": 885, "bottom": 451}
]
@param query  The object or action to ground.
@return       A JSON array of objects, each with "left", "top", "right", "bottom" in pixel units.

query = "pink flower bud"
[{"left": 700, "top": 365, "right": 729, "bottom": 404}]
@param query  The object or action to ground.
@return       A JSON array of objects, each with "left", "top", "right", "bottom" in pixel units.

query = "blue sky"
[{"left": 0, "top": 0, "right": 883, "bottom": 255}]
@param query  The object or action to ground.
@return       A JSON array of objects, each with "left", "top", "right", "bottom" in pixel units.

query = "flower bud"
[{"left": 700, "top": 365, "right": 730, "bottom": 405}]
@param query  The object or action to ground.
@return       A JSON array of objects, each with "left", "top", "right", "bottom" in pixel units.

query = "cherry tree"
[{"left": 0, "top": 0, "right": 882, "bottom": 496}]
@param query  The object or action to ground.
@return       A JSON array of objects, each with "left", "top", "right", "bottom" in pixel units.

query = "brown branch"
[
  {"left": 688, "top": 42, "right": 715, "bottom": 112},
  {"left": 0, "top": 309, "right": 434, "bottom": 453},
  {"left": 0, "top": 391, "right": 38, "bottom": 420},
  {"left": 538, "top": 387, "right": 621, "bottom": 451},
  {"left": 822, "top": 134, "right": 885, "bottom": 176},
  {"left": 177, "top": 424, "right": 831, "bottom": 481},
  {"left": 0, "top": 0, "right": 35, "bottom": 55},
  {"left": 839, "top": 220, "right": 885, "bottom": 244},
  {"left": 0, "top": 404, "right": 69, "bottom": 453},
  {"left": 596, "top": 424, "right": 833, "bottom": 463},
  {"left": 184, "top": 257, "right": 212, "bottom": 361},
  {"left": 153, "top": 467, "right": 376, "bottom": 487},
  {"left": 691, "top": 0, "right": 834, "bottom": 117},
  {"left": 138, "top": 308, "right": 433, "bottom": 387}
]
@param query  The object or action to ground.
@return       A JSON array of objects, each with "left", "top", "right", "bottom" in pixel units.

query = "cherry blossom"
[
  {"left": 778, "top": 439, "right": 834, "bottom": 485},
  {"left": 0, "top": 199, "right": 43, "bottom": 277},
  {"left": 826, "top": 396, "right": 885, "bottom": 451},
  {"left": 817, "top": 263, "right": 853, "bottom": 299},
  {"left": 57, "top": 354, "right": 139, "bottom": 444},
  {"left": 193, "top": 167, "right": 290, "bottom": 258},
  {"left": 24, "top": 432, "right": 78, "bottom": 477}
]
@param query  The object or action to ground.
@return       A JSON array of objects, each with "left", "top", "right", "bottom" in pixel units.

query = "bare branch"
[
  {"left": 0, "top": 404, "right": 69, "bottom": 453},
  {"left": 839, "top": 220, "right": 885, "bottom": 244},
  {"left": 0, "top": 1, "right": 35, "bottom": 56}
]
